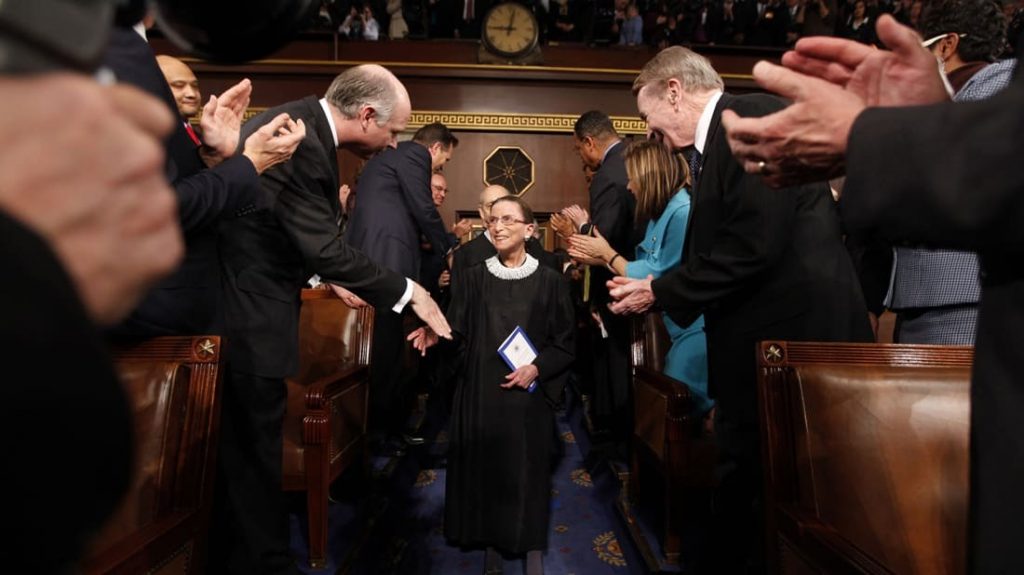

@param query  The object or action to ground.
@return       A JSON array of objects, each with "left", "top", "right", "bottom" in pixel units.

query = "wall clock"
[
  {"left": 483, "top": 146, "right": 535, "bottom": 196},
  {"left": 479, "top": 2, "right": 542, "bottom": 64}
]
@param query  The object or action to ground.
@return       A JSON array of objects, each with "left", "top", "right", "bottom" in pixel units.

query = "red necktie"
[{"left": 184, "top": 122, "right": 201, "bottom": 147}]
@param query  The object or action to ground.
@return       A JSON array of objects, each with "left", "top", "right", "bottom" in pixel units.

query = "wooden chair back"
[
  {"left": 83, "top": 336, "right": 223, "bottom": 575},
  {"left": 757, "top": 341, "right": 972, "bottom": 575}
]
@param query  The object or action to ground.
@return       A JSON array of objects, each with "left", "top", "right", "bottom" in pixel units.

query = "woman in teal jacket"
[{"left": 568, "top": 139, "right": 711, "bottom": 414}]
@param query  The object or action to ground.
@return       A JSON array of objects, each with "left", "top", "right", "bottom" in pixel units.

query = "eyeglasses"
[
  {"left": 486, "top": 215, "right": 529, "bottom": 227},
  {"left": 922, "top": 32, "right": 967, "bottom": 48}
]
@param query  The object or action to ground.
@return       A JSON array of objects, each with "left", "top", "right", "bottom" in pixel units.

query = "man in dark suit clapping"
[
  {"left": 214, "top": 64, "right": 451, "bottom": 575},
  {"left": 570, "top": 110, "right": 636, "bottom": 462},
  {"left": 608, "top": 46, "right": 872, "bottom": 573}
]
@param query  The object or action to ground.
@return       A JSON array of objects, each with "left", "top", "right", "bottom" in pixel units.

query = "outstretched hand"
[
  {"left": 409, "top": 282, "right": 453, "bottom": 340},
  {"left": 721, "top": 15, "right": 948, "bottom": 188},
  {"left": 407, "top": 326, "right": 440, "bottom": 356}
]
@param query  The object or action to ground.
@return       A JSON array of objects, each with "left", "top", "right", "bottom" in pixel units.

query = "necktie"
[
  {"left": 184, "top": 122, "right": 201, "bottom": 147},
  {"left": 687, "top": 148, "right": 702, "bottom": 187}
]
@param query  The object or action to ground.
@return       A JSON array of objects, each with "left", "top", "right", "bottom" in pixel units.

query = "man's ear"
[
  {"left": 941, "top": 34, "right": 960, "bottom": 60},
  {"left": 359, "top": 105, "right": 377, "bottom": 129},
  {"left": 666, "top": 78, "right": 682, "bottom": 105},
  {"left": 429, "top": 141, "right": 443, "bottom": 157}
]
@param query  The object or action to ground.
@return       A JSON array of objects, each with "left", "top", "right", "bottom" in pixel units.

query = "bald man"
[
  {"left": 155, "top": 54, "right": 201, "bottom": 119},
  {"left": 214, "top": 64, "right": 450, "bottom": 575}
]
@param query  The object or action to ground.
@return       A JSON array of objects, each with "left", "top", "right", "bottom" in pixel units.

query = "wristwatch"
[{"left": 579, "top": 222, "right": 595, "bottom": 236}]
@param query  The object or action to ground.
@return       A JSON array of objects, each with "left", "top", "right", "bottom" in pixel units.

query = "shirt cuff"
[{"left": 392, "top": 278, "right": 415, "bottom": 314}]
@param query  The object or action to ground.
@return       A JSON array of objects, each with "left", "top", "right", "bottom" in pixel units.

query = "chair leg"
[
  {"left": 305, "top": 444, "right": 329, "bottom": 569},
  {"left": 664, "top": 471, "right": 681, "bottom": 565}
]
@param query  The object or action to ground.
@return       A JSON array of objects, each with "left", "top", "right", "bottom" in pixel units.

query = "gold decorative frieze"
[
  {"left": 409, "top": 111, "right": 646, "bottom": 135},
  {"left": 204, "top": 108, "right": 645, "bottom": 135}
]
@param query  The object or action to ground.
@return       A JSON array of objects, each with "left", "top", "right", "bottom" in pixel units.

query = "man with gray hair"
[
  {"left": 213, "top": 64, "right": 451, "bottom": 575},
  {"left": 607, "top": 46, "right": 872, "bottom": 573}
]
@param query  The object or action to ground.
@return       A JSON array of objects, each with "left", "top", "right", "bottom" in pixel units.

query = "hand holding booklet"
[{"left": 498, "top": 326, "right": 538, "bottom": 393}]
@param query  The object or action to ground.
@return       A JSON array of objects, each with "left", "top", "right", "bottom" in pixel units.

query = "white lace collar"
[{"left": 485, "top": 253, "right": 539, "bottom": 280}]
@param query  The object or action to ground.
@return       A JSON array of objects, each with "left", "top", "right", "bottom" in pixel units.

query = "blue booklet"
[{"left": 497, "top": 325, "right": 539, "bottom": 393}]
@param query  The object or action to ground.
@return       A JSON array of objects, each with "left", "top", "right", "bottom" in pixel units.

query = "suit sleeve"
[
  {"left": 400, "top": 147, "right": 456, "bottom": 254},
  {"left": 651, "top": 116, "right": 801, "bottom": 327},
  {"left": 173, "top": 154, "right": 261, "bottom": 233},
  {"left": 842, "top": 76, "right": 1024, "bottom": 251},
  {"left": 270, "top": 140, "right": 406, "bottom": 308}
]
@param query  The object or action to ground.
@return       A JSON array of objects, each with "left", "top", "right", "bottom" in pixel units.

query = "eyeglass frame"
[
  {"left": 921, "top": 32, "right": 967, "bottom": 48},
  {"left": 485, "top": 215, "right": 530, "bottom": 228}
]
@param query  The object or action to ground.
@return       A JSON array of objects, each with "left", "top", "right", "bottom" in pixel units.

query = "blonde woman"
[{"left": 568, "top": 139, "right": 710, "bottom": 414}]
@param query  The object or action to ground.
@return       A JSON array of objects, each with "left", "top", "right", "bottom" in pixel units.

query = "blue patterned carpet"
[{"left": 288, "top": 393, "right": 649, "bottom": 574}]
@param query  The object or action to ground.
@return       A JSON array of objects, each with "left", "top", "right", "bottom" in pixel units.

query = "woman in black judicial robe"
[{"left": 411, "top": 196, "right": 574, "bottom": 574}]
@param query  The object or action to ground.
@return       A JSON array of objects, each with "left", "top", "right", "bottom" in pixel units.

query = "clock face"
[{"left": 482, "top": 3, "right": 539, "bottom": 58}]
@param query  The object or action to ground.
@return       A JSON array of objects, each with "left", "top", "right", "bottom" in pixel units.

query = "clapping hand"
[
  {"left": 452, "top": 218, "right": 472, "bottom": 238},
  {"left": 242, "top": 113, "right": 306, "bottom": 174},
  {"left": 561, "top": 204, "right": 590, "bottom": 231},
  {"left": 198, "top": 78, "right": 252, "bottom": 167},
  {"left": 567, "top": 227, "right": 613, "bottom": 266},
  {"left": 549, "top": 212, "right": 576, "bottom": 240}
]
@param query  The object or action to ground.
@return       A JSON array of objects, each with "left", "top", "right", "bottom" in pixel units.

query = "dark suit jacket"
[
  {"left": 103, "top": 26, "right": 261, "bottom": 337},
  {"left": 345, "top": 141, "right": 453, "bottom": 280},
  {"left": 588, "top": 140, "right": 636, "bottom": 305},
  {"left": 652, "top": 93, "right": 871, "bottom": 414},
  {"left": 0, "top": 212, "right": 132, "bottom": 573},
  {"left": 219, "top": 96, "right": 407, "bottom": 378},
  {"left": 842, "top": 68, "right": 1024, "bottom": 575}
]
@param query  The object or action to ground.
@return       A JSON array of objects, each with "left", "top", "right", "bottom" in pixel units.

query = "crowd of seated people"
[{"left": 312, "top": 0, "right": 1024, "bottom": 50}]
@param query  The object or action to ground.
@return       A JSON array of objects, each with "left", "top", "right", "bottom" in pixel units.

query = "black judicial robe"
[{"left": 444, "top": 256, "right": 574, "bottom": 553}]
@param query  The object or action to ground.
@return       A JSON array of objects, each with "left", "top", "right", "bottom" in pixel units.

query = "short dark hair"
[
  {"left": 920, "top": 0, "right": 1006, "bottom": 62},
  {"left": 573, "top": 110, "right": 619, "bottom": 141},
  {"left": 412, "top": 122, "right": 459, "bottom": 148},
  {"left": 490, "top": 195, "right": 535, "bottom": 225}
]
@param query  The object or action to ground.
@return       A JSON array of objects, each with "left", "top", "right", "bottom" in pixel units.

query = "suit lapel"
[
  {"left": 684, "top": 94, "right": 732, "bottom": 257},
  {"left": 308, "top": 97, "right": 341, "bottom": 186},
  {"left": 306, "top": 97, "right": 342, "bottom": 220}
]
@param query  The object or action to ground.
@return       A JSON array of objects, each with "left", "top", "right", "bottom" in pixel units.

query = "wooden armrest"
[
  {"left": 634, "top": 365, "right": 695, "bottom": 420},
  {"left": 298, "top": 363, "right": 368, "bottom": 411}
]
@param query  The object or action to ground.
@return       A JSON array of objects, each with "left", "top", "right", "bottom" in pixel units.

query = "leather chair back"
[{"left": 758, "top": 341, "right": 972, "bottom": 575}]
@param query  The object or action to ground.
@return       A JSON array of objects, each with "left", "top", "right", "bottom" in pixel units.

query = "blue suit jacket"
[{"left": 345, "top": 141, "right": 454, "bottom": 280}]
